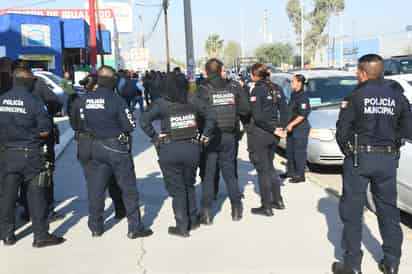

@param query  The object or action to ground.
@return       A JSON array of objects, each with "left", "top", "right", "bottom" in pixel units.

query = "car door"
[{"left": 397, "top": 139, "right": 412, "bottom": 214}]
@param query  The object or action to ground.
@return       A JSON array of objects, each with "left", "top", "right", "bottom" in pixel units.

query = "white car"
[
  {"left": 385, "top": 74, "right": 412, "bottom": 103},
  {"left": 272, "top": 70, "right": 358, "bottom": 167},
  {"left": 34, "top": 71, "right": 65, "bottom": 97},
  {"left": 367, "top": 138, "right": 412, "bottom": 215}
]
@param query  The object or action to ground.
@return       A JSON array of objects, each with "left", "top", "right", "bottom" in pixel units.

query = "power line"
[{"left": 4, "top": 0, "right": 56, "bottom": 10}]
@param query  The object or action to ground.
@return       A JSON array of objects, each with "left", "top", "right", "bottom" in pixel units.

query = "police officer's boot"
[
  {"left": 251, "top": 206, "right": 274, "bottom": 217},
  {"left": 332, "top": 262, "right": 362, "bottom": 274},
  {"left": 3, "top": 234, "right": 17, "bottom": 246},
  {"left": 231, "top": 204, "right": 243, "bottom": 221},
  {"left": 379, "top": 260, "right": 399, "bottom": 274},
  {"left": 199, "top": 208, "right": 213, "bottom": 225},
  {"left": 127, "top": 210, "right": 153, "bottom": 239},
  {"left": 32, "top": 233, "right": 66, "bottom": 248},
  {"left": 168, "top": 226, "right": 190, "bottom": 238}
]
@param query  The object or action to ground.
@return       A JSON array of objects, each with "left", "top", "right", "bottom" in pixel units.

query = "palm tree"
[{"left": 205, "top": 34, "right": 224, "bottom": 58}]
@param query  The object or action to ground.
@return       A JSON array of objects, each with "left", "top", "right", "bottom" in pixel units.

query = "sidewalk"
[{"left": 1, "top": 125, "right": 412, "bottom": 274}]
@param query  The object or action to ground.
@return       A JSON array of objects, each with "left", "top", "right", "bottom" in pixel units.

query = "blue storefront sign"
[{"left": 21, "top": 24, "right": 51, "bottom": 47}]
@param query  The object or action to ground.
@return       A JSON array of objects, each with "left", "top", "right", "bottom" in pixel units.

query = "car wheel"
[{"left": 366, "top": 185, "right": 376, "bottom": 213}]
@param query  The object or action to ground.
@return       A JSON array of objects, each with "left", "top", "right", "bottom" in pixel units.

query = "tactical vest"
[
  {"left": 208, "top": 84, "right": 237, "bottom": 132},
  {"left": 167, "top": 102, "right": 198, "bottom": 141}
]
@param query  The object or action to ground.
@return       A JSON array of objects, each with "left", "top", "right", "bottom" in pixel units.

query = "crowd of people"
[{"left": 1, "top": 54, "right": 412, "bottom": 274}]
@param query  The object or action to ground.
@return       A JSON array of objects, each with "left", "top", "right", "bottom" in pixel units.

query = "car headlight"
[{"left": 309, "top": 128, "right": 336, "bottom": 142}]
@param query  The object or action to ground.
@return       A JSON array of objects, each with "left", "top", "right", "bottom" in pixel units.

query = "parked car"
[
  {"left": 384, "top": 55, "right": 412, "bottom": 76},
  {"left": 385, "top": 74, "right": 412, "bottom": 103},
  {"left": 367, "top": 138, "right": 412, "bottom": 215},
  {"left": 34, "top": 71, "right": 65, "bottom": 97},
  {"left": 272, "top": 70, "right": 358, "bottom": 167}
]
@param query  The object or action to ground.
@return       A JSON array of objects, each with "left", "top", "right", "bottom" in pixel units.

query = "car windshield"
[
  {"left": 399, "top": 59, "right": 412, "bottom": 74},
  {"left": 304, "top": 76, "right": 358, "bottom": 106}
]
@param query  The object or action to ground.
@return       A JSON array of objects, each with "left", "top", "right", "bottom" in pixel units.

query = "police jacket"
[
  {"left": 288, "top": 89, "right": 311, "bottom": 131},
  {"left": 196, "top": 77, "right": 250, "bottom": 134},
  {"left": 140, "top": 97, "right": 216, "bottom": 142},
  {"left": 0, "top": 86, "right": 52, "bottom": 148},
  {"left": 336, "top": 79, "right": 412, "bottom": 151},
  {"left": 81, "top": 87, "right": 136, "bottom": 139},
  {"left": 249, "top": 80, "right": 289, "bottom": 134}
]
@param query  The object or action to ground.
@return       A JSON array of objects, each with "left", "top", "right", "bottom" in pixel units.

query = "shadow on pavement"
[{"left": 318, "top": 189, "right": 382, "bottom": 263}]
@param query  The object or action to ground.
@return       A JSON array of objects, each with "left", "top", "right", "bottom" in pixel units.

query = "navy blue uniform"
[
  {"left": 286, "top": 89, "right": 311, "bottom": 177},
  {"left": 140, "top": 97, "right": 215, "bottom": 234},
  {"left": 69, "top": 94, "right": 126, "bottom": 218},
  {"left": 0, "top": 86, "right": 52, "bottom": 241},
  {"left": 196, "top": 78, "right": 250, "bottom": 219},
  {"left": 19, "top": 78, "right": 63, "bottom": 217},
  {"left": 336, "top": 79, "right": 412, "bottom": 272},
  {"left": 248, "top": 80, "right": 289, "bottom": 209},
  {"left": 81, "top": 87, "right": 144, "bottom": 234}
]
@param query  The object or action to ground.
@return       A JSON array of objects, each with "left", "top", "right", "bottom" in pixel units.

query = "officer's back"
[
  {"left": 0, "top": 70, "right": 51, "bottom": 149},
  {"left": 83, "top": 70, "right": 135, "bottom": 139}
]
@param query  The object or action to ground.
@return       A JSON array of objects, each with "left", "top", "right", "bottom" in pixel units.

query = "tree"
[
  {"left": 286, "top": 0, "right": 345, "bottom": 63},
  {"left": 223, "top": 41, "right": 242, "bottom": 67},
  {"left": 205, "top": 34, "right": 224, "bottom": 58},
  {"left": 255, "top": 42, "right": 294, "bottom": 67}
]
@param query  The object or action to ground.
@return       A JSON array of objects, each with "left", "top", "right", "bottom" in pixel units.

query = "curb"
[{"left": 55, "top": 129, "right": 74, "bottom": 159}]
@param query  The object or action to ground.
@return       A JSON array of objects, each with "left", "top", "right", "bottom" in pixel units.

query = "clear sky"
[{"left": 1, "top": 0, "right": 412, "bottom": 62}]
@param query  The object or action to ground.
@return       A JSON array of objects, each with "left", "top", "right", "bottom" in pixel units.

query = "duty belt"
[
  {"left": 358, "top": 145, "right": 398, "bottom": 154},
  {"left": 158, "top": 136, "right": 200, "bottom": 145},
  {"left": 4, "top": 146, "right": 40, "bottom": 152}
]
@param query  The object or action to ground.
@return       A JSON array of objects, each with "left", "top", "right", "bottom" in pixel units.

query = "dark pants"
[
  {"left": 0, "top": 150, "right": 49, "bottom": 240},
  {"left": 340, "top": 152, "right": 402, "bottom": 270},
  {"left": 248, "top": 126, "right": 282, "bottom": 208},
  {"left": 201, "top": 132, "right": 242, "bottom": 210},
  {"left": 20, "top": 134, "right": 56, "bottom": 214},
  {"left": 76, "top": 133, "right": 126, "bottom": 216},
  {"left": 286, "top": 128, "right": 309, "bottom": 177},
  {"left": 86, "top": 139, "right": 142, "bottom": 232},
  {"left": 131, "top": 96, "right": 144, "bottom": 113},
  {"left": 158, "top": 142, "right": 200, "bottom": 232}
]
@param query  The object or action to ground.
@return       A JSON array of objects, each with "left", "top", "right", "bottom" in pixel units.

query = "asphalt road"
[{"left": 2, "top": 121, "right": 412, "bottom": 274}]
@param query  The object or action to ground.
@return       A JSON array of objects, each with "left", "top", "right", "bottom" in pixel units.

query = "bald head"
[
  {"left": 357, "top": 54, "right": 384, "bottom": 81},
  {"left": 97, "top": 66, "right": 116, "bottom": 78}
]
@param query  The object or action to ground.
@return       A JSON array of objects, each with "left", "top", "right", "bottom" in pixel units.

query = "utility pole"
[
  {"left": 163, "top": 0, "right": 171, "bottom": 72},
  {"left": 96, "top": 0, "right": 104, "bottom": 66},
  {"left": 300, "top": 0, "right": 304, "bottom": 69},
  {"left": 183, "top": 0, "right": 195, "bottom": 82},
  {"left": 89, "top": 0, "right": 97, "bottom": 69},
  {"left": 138, "top": 14, "right": 145, "bottom": 48},
  {"left": 263, "top": 9, "right": 268, "bottom": 43},
  {"left": 339, "top": 12, "right": 344, "bottom": 68}
]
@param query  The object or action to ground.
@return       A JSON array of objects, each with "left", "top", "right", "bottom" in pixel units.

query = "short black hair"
[
  {"left": 358, "top": 54, "right": 384, "bottom": 80},
  {"left": 293, "top": 74, "right": 306, "bottom": 85},
  {"left": 97, "top": 65, "right": 116, "bottom": 78},
  {"left": 205, "top": 58, "right": 223, "bottom": 75}
]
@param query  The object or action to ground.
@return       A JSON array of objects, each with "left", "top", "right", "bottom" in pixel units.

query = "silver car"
[{"left": 272, "top": 70, "right": 358, "bottom": 167}]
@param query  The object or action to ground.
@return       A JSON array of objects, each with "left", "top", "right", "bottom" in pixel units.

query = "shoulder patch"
[
  {"left": 341, "top": 101, "right": 349, "bottom": 109},
  {"left": 301, "top": 103, "right": 307, "bottom": 110}
]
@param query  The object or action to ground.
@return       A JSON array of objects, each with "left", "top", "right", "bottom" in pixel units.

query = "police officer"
[
  {"left": 196, "top": 58, "right": 250, "bottom": 224},
  {"left": 80, "top": 66, "right": 152, "bottom": 239},
  {"left": 332, "top": 54, "right": 412, "bottom": 274},
  {"left": 248, "top": 63, "right": 289, "bottom": 216},
  {"left": 0, "top": 68, "right": 65, "bottom": 247},
  {"left": 70, "top": 73, "right": 126, "bottom": 220},
  {"left": 280, "top": 74, "right": 311, "bottom": 183},
  {"left": 12, "top": 60, "right": 65, "bottom": 223},
  {"left": 140, "top": 72, "right": 215, "bottom": 237}
]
